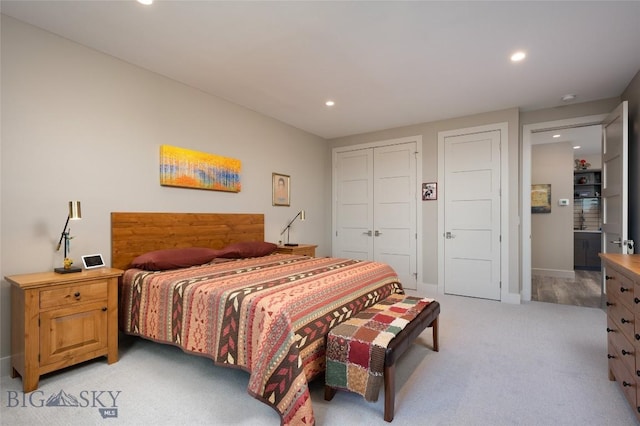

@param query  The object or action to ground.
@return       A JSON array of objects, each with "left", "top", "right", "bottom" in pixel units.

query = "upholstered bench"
[{"left": 324, "top": 294, "right": 440, "bottom": 422}]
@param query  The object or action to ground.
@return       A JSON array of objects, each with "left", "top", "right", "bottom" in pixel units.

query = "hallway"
[{"left": 531, "top": 270, "right": 602, "bottom": 308}]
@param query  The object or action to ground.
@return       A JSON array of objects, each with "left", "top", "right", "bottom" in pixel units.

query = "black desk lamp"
[
  {"left": 280, "top": 210, "right": 305, "bottom": 246},
  {"left": 54, "top": 201, "right": 82, "bottom": 273}
]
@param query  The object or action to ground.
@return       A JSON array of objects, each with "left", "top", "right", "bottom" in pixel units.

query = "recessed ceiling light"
[
  {"left": 573, "top": 145, "right": 581, "bottom": 150},
  {"left": 137, "top": 0, "right": 153, "bottom": 5},
  {"left": 325, "top": 100, "right": 335, "bottom": 107},
  {"left": 553, "top": 134, "right": 561, "bottom": 138},
  {"left": 510, "top": 51, "right": 526, "bottom": 62},
  {"left": 561, "top": 94, "right": 576, "bottom": 102}
]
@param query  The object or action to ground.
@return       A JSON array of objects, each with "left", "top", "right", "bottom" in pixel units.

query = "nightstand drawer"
[
  {"left": 40, "top": 280, "right": 108, "bottom": 310},
  {"left": 275, "top": 244, "right": 317, "bottom": 257}
]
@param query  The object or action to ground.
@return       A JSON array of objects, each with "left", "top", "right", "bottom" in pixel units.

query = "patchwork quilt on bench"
[{"left": 325, "top": 294, "right": 434, "bottom": 401}]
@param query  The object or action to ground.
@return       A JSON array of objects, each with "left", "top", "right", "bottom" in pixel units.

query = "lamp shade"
[
  {"left": 69, "top": 201, "right": 82, "bottom": 220},
  {"left": 299, "top": 210, "right": 305, "bottom": 221}
]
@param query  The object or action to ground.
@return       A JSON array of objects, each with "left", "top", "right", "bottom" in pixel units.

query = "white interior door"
[
  {"left": 373, "top": 143, "right": 417, "bottom": 289},
  {"left": 334, "top": 149, "right": 374, "bottom": 260},
  {"left": 443, "top": 130, "right": 501, "bottom": 300},
  {"left": 333, "top": 141, "right": 419, "bottom": 290},
  {"left": 601, "top": 101, "right": 630, "bottom": 255}
]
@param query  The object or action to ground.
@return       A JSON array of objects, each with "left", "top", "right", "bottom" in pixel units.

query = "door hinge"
[
  {"left": 413, "top": 272, "right": 418, "bottom": 279},
  {"left": 499, "top": 281, "right": 502, "bottom": 289}
]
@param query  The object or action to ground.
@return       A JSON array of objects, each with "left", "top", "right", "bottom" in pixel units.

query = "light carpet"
[{"left": 1, "top": 292, "right": 638, "bottom": 425}]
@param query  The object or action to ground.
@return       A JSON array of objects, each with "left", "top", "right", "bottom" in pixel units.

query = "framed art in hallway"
[
  {"left": 272, "top": 173, "right": 290, "bottom": 206},
  {"left": 531, "top": 184, "right": 551, "bottom": 213}
]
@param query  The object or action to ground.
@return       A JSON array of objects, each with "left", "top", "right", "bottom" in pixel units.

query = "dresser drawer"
[
  {"left": 606, "top": 268, "right": 635, "bottom": 310},
  {"left": 609, "top": 315, "right": 637, "bottom": 373},
  {"left": 608, "top": 298, "right": 635, "bottom": 337},
  {"left": 40, "top": 280, "right": 108, "bottom": 310},
  {"left": 609, "top": 350, "right": 637, "bottom": 410}
]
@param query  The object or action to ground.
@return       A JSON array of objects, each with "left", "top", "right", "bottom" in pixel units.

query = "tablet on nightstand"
[{"left": 81, "top": 254, "right": 105, "bottom": 269}]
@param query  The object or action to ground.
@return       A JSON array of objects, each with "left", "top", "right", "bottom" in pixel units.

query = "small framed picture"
[
  {"left": 272, "top": 173, "right": 290, "bottom": 206},
  {"left": 531, "top": 184, "right": 551, "bottom": 213},
  {"left": 422, "top": 182, "right": 437, "bottom": 201}
]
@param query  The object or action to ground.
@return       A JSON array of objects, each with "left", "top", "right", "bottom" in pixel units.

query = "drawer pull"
[
  {"left": 606, "top": 275, "right": 614, "bottom": 280},
  {"left": 637, "top": 370, "right": 640, "bottom": 377},
  {"left": 620, "top": 287, "right": 630, "bottom": 293},
  {"left": 621, "top": 318, "right": 631, "bottom": 324},
  {"left": 623, "top": 381, "right": 632, "bottom": 387},
  {"left": 622, "top": 349, "right": 633, "bottom": 356},
  {"left": 608, "top": 354, "right": 616, "bottom": 359},
  {"left": 606, "top": 301, "right": 614, "bottom": 306},
  {"left": 636, "top": 334, "right": 640, "bottom": 341},
  {"left": 607, "top": 328, "right": 615, "bottom": 333},
  {"left": 636, "top": 298, "right": 640, "bottom": 304},
  {"left": 102, "top": 307, "right": 108, "bottom": 312},
  {"left": 74, "top": 292, "right": 81, "bottom": 298}
]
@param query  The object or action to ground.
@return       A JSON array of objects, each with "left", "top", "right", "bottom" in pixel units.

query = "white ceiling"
[
  {"left": 2, "top": 1, "right": 640, "bottom": 139},
  {"left": 532, "top": 125, "right": 602, "bottom": 157}
]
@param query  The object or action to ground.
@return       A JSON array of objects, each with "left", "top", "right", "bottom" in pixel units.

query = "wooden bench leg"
[
  {"left": 432, "top": 316, "right": 439, "bottom": 352},
  {"left": 324, "top": 385, "right": 336, "bottom": 401},
  {"left": 384, "top": 363, "right": 395, "bottom": 422}
]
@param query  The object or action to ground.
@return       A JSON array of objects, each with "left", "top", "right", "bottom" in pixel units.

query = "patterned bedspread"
[{"left": 119, "top": 253, "right": 403, "bottom": 425}]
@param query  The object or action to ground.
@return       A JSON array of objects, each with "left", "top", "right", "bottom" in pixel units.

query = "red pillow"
[
  {"left": 217, "top": 241, "right": 278, "bottom": 259},
  {"left": 131, "top": 247, "right": 220, "bottom": 271}
]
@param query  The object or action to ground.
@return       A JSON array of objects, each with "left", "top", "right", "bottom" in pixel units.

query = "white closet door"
[
  {"left": 334, "top": 149, "right": 374, "bottom": 260},
  {"left": 334, "top": 142, "right": 418, "bottom": 290},
  {"left": 374, "top": 143, "right": 417, "bottom": 289},
  {"left": 443, "top": 130, "right": 501, "bottom": 300}
]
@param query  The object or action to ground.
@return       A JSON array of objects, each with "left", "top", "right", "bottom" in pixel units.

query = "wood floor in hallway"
[{"left": 532, "top": 270, "right": 602, "bottom": 308}]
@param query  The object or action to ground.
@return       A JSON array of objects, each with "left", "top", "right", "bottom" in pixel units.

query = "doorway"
[{"left": 522, "top": 114, "right": 608, "bottom": 303}]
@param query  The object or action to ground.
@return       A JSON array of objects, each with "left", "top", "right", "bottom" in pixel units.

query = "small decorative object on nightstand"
[
  {"left": 6, "top": 267, "right": 123, "bottom": 392},
  {"left": 275, "top": 244, "right": 317, "bottom": 257}
]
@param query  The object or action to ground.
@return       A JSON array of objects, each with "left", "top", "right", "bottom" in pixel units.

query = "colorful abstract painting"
[{"left": 160, "top": 145, "right": 241, "bottom": 192}]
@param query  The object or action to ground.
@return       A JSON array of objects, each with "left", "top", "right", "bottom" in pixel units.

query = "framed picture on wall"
[
  {"left": 531, "top": 184, "right": 551, "bottom": 213},
  {"left": 422, "top": 182, "right": 437, "bottom": 200},
  {"left": 272, "top": 173, "right": 290, "bottom": 206}
]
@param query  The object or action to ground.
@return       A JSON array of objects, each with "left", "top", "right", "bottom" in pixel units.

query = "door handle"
[
  {"left": 610, "top": 240, "right": 622, "bottom": 246},
  {"left": 363, "top": 230, "right": 372, "bottom": 236},
  {"left": 445, "top": 232, "right": 455, "bottom": 239},
  {"left": 374, "top": 230, "right": 382, "bottom": 237}
]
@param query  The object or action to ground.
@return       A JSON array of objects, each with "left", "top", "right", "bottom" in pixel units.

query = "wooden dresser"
[
  {"left": 600, "top": 253, "right": 640, "bottom": 421},
  {"left": 6, "top": 267, "right": 123, "bottom": 392}
]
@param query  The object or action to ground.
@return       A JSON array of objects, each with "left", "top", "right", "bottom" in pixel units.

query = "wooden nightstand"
[
  {"left": 275, "top": 244, "right": 317, "bottom": 257},
  {"left": 6, "top": 267, "right": 123, "bottom": 392}
]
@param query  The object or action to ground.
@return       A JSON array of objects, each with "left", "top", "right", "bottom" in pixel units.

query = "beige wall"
[
  {"left": 531, "top": 143, "right": 574, "bottom": 275},
  {"left": 0, "top": 17, "right": 330, "bottom": 365},
  {"left": 330, "top": 109, "right": 521, "bottom": 298}
]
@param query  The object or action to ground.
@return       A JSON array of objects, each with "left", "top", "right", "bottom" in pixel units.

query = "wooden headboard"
[{"left": 111, "top": 212, "right": 265, "bottom": 270}]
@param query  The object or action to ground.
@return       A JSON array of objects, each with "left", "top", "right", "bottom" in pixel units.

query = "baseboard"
[
  {"left": 1, "top": 354, "right": 11, "bottom": 377},
  {"left": 417, "top": 282, "right": 438, "bottom": 298},
  {"left": 532, "top": 268, "right": 575, "bottom": 280},
  {"left": 503, "top": 292, "right": 522, "bottom": 304}
]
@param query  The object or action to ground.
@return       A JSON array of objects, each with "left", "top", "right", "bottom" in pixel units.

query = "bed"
[{"left": 112, "top": 212, "right": 404, "bottom": 425}]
